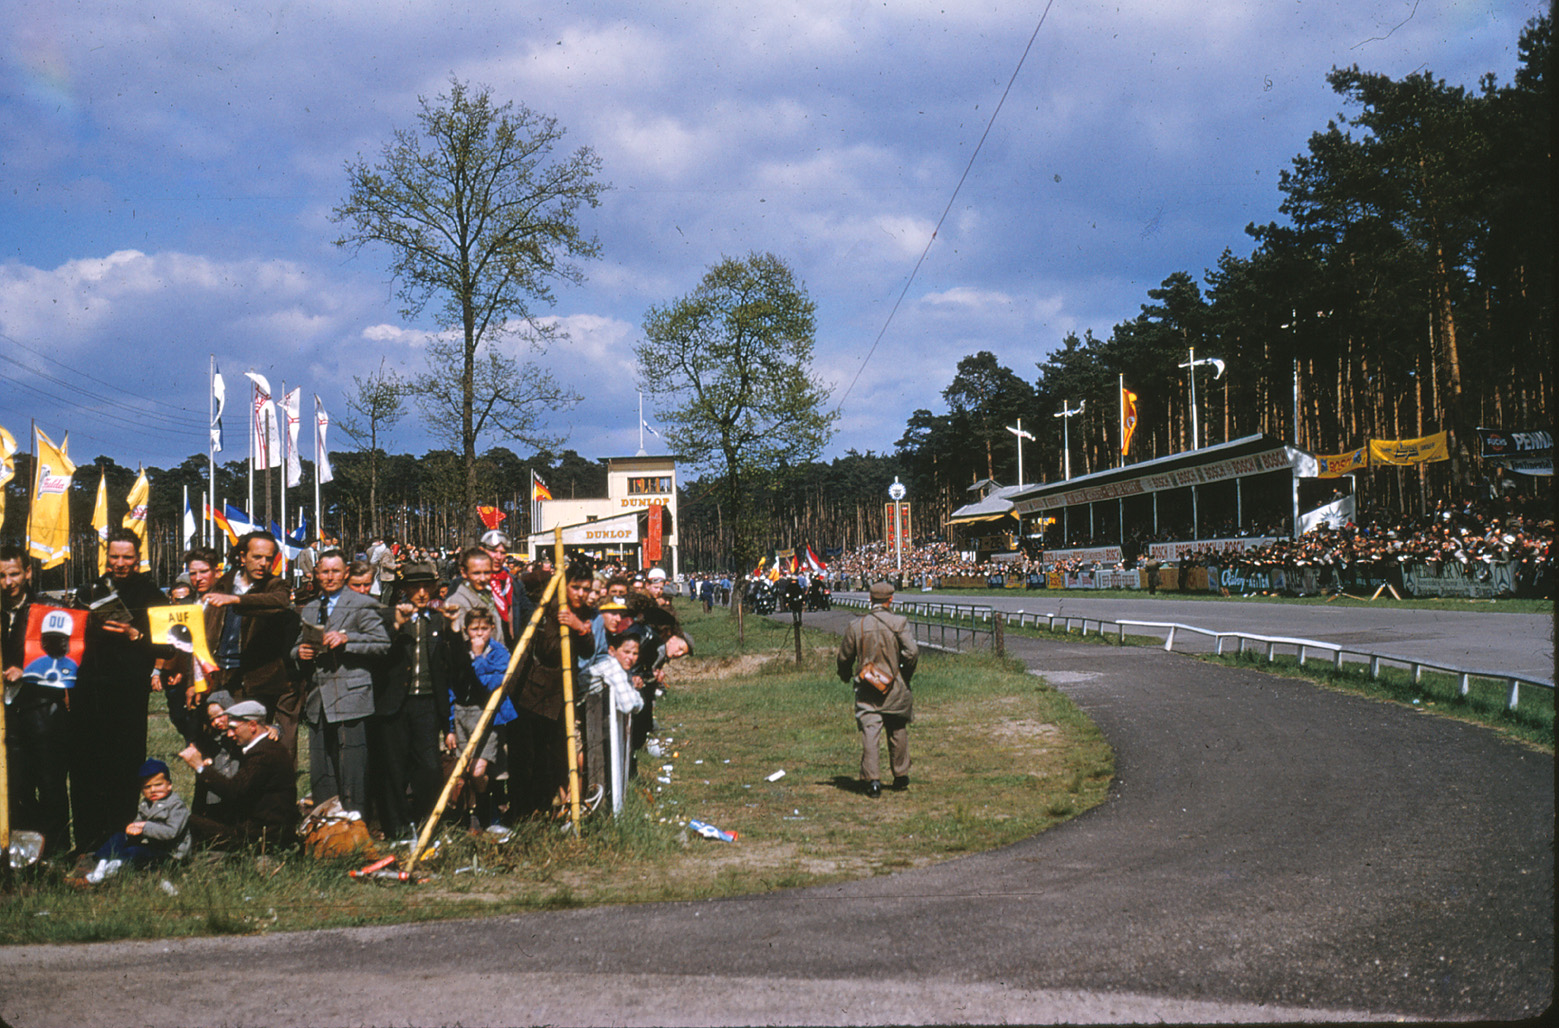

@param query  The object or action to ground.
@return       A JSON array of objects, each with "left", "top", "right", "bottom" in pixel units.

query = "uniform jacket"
[
  {"left": 294, "top": 588, "right": 391, "bottom": 723},
  {"left": 203, "top": 571, "right": 297, "bottom": 704},
  {"left": 836, "top": 605, "right": 919, "bottom": 721}
]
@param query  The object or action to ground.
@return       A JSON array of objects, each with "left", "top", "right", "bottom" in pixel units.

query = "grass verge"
[{"left": 0, "top": 607, "right": 1113, "bottom": 944}]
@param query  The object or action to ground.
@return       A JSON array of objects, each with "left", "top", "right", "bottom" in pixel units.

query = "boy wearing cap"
[{"left": 80, "top": 759, "right": 192, "bottom": 884}]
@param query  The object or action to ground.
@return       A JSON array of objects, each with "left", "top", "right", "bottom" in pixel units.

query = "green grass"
[
  {"left": 0, "top": 606, "right": 1113, "bottom": 943},
  {"left": 1204, "top": 649, "right": 1554, "bottom": 751}
]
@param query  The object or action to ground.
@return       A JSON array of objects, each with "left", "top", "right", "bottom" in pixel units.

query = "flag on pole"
[
  {"left": 206, "top": 501, "right": 237, "bottom": 547},
  {"left": 224, "top": 502, "right": 256, "bottom": 537},
  {"left": 1121, "top": 385, "right": 1139, "bottom": 457},
  {"left": 93, "top": 470, "right": 110, "bottom": 576},
  {"left": 641, "top": 419, "right": 660, "bottom": 439},
  {"left": 282, "top": 520, "right": 309, "bottom": 561},
  {"left": 244, "top": 372, "right": 281, "bottom": 469},
  {"left": 803, "top": 545, "right": 827, "bottom": 573},
  {"left": 0, "top": 423, "right": 16, "bottom": 527},
  {"left": 531, "top": 470, "right": 552, "bottom": 502},
  {"left": 280, "top": 388, "right": 303, "bottom": 487},
  {"left": 314, "top": 396, "right": 334, "bottom": 484},
  {"left": 123, "top": 468, "right": 151, "bottom": 571},
  {"left": 183, "top": 494, "right": 198, "bottom": 549},
  {"left": 477, "top": 506, "right": 506, "bottom": 530},
  {"left": 211, "top": 361, "right": 226, "bottom": 453},
  {"left": 27, "top": 428, "right": 75, "bottom": 569}
]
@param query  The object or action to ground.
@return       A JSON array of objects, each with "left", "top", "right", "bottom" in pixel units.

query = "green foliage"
[{"left": 638, "top": 252, "right": 837, "bottom": 572}]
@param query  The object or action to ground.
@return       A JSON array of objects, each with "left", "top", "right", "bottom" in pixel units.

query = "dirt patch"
[{"left": 989, "top": 718, "right": 1062, "bottom": 747}]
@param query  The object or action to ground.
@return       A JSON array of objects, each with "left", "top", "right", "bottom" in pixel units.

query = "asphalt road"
[
  {"left": 1, "top": 610, "right": 1551, "bottom": 1026},
  {"left": 841, "top": 589, "right": 1556, "bottom": 680}
]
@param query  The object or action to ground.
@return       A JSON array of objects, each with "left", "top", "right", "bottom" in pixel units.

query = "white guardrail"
[{"left": 831, "top": 597, "right": 1553, "bottom": 711}]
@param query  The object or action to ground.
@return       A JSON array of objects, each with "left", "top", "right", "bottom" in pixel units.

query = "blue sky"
[{"left": 0, "top": 0, "right": 1541, "bottom": 472}]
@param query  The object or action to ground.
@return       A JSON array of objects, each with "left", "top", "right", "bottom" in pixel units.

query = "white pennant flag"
[
  {"left": 281, "top": 388, "right": 303, "bottom": 487},
  {"left": 314, "top": 396, "right": 334, "bottom": 484},
  {"left": 211, "top": 361, "right": 226, "bottom": 453},
  {"left": 244, "top": 371, "right": 282, "bottom": 469}
]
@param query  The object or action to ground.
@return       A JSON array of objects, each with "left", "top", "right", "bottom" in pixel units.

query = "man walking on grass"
[{"left": 836, "top": 580, "right": 918, "bottom": 799}]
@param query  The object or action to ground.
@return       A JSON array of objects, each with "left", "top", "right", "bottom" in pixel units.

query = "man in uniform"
[{"left": 836, "top": 580, "right": 918, "bottom": 799}]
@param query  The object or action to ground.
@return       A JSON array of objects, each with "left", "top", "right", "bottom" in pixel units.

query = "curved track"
[{"left": 0, "top": 611, "right": 1551, "bottom": 1025}]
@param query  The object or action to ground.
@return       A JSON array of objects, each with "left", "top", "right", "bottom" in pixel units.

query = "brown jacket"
[
  {"left": 204, "top": 572, "right": 297, "bottom": 705},
  {"left": 836, "top": 605, "right": 918, "bottom": 721}
]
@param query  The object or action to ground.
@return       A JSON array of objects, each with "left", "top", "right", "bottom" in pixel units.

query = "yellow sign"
[
  {"left": 1314, "top": 445, "right": 1369, "bottom": 478},
  {"left": 148, "top": 604, "right": 218, "bottom": 675},
  {"left": 0, "top": 423, "right": 16, "bottom": 526},
  {"left": 93, "top": 471, "right": 110, "bottom": 576},
  {"left": 1369, "top": 431, "right": 1449, "bottom": 466},
  {"left": 27, "top": 428, "right": 75, "bottom": 569},
  {"left": 123, "top": 469, "right": 151, "bottom": 571}
]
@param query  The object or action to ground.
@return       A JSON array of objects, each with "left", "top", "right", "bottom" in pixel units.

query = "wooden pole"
[
  {"left": 404, "top": 572, "right": 561, "bottom": 870},
  {"left": 555, "top": 527, "right": 582, "bottom": 827}
]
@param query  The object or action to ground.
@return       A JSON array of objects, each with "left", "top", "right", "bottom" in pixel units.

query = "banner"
[
  {"left": 147, "top": 604, "right": 218, "bottom": 676},
  {"left": 1368, "top": 431, "right": 1449, "bottom": 466},
  {"left": 644, "top": 503, "right": 664, "bottom": 565},
  {"left": 280, "top": 388, "right": 303, "bottom": 487},
  {"left": 314, "top": 396, "right": 334, "bottom": 484},
  {"left": 211, "top": 361, "right": 226, "bottom": 453},
  {"left": 27, "top": 428, "right": 75, "bottom": 569},
  {"left": 123, "top": 468, "right": 150, "bottom": 571},
  {"left": 1147, "top": 537, "right": 1277, "bottom": 562},
  {"left": 0, "top": 423, "right": 15, "bottom": 526},
  {"left": 477, "top": 506, "right": 506, "bottom": 530},
  {"left": 245, "top": 372, "right": 282, "bottom": 469},
  {"left": 21, "top": 606, "right": 87, "bottom": 689},
  {"left": 1475, "top": 427, "right": 1553, "bottom": 477},
  {"left": 1298, "top": 495, "right": 1356, "bottom": 534},
  {"left": 1120, "top": 385, "right": 1138, "bottom": 456},
  {"left": 93, "top": 470, "right": 110, "bottom": 575},
  {"left": 1312, "top": 445, "right": 1368, "bottom": 478}
]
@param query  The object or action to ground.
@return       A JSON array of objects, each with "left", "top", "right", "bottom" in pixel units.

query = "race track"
[{"left": 0, "top": 606, "right": 1551, "bottom": 1025}]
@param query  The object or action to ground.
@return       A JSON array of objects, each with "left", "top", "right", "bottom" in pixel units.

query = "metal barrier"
[
  {"left": 830, "top": 599, "right": 1550, "bottom": 709},
  {"left": 829, "top": 596, "right": 994, "bottom": 653}
]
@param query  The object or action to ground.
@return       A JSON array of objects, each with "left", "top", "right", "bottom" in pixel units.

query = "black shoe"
[
  {"left": 891, "top": 776, "right": 909, "bottom": 791},
  {"left": 865, "top": 780, "right": 882, "bottom": 799}
]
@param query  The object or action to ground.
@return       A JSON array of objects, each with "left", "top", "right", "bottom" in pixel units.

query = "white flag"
[
  {"left": 314, "top": 396, "right": 334, "bottom": 484},
  {"left": 244, "top": 371, "right": 282, "bottom": 469},
  {"left": 211, "top": 361, "right": 226, "bottom": 453},
  {"left": 281, "top": 388, "right": 303, "bottom": 487}
]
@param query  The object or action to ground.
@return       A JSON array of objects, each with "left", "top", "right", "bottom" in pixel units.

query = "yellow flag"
[
  {"left": 27, "top": 428, "right": 76, "bottom": 569},
  {"left": 123, "top": 469, "right": 151, "bottom": 571},
  {"left": 1368, "top": 431, "right": 1450, "bottom": 466},
  {"left": 0, "top": 424, "right": 16, "bottom": 527},
  {"left": 93, "top": 471, "right": 110, "bottom": 576}
]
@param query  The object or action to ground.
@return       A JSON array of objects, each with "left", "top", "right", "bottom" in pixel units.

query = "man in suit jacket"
[
  {"left": 179, "top": 699, "right": 297, "bottom": 847},
  {"left": 202, "top": 532, "right": 302, "bottom": 760},
  {"left": 293, "top": 550, "right": 390, "bottom": 814}
]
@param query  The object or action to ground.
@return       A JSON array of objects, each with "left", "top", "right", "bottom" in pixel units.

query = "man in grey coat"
[
  {"left": 836, "top": 580, "right": 918, "bottom": 799},
  {"left": 294, "top": 550, "right": 390, "bottom": 813}
]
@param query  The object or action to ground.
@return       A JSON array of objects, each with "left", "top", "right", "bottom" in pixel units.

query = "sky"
[{"left": 0, "top": 0, "right": 1543, "bottom": 477}]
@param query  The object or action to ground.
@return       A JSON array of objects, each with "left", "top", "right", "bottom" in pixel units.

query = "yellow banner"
[
  {"left": 93, "top": 472, "right": 110, "bottom": 576},
  {"left": 27, "top": 428, "right": 76, "bottom": 569},
  {"left": 123, "top": 469, "right": 151, "bottom": 571},
  {"left": 0, "top": 424, "right": 16, "bottom": 527},
  {"left": 1369, "top": 431, "right": 1450, "bottom": 466},
  {"left": 1314, "top": 445, "right": 1369, "bottom": 478},
  {"left": 148, "top": 604, "right": 218, "bottom": 674}
]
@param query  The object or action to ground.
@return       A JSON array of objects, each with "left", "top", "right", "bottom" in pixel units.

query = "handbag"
[{"left": 857, "top": 661, "right": 894, "bottom": 694}]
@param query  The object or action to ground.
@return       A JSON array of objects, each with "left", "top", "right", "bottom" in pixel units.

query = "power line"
[
  {"left": 0, "top": 329, "right": 209, "bottom": 424},
  {"left": 835, "top": 0, "right": 1058, "bottom": 409}
]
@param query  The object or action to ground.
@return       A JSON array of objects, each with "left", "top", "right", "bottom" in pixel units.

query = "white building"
[{"left": 526, "top": 454, "right": 680, "bottom": 578}]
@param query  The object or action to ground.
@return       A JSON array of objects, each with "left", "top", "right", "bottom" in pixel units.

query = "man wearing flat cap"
[
  {"left": 836, "top": 580, "right": 918, "bottom": 799},
  {"left": 369, "top": 560, "right": 450, "bottom": 836},
  {"left": 179, "top": 700, "right": 298, "bottom": 847}
]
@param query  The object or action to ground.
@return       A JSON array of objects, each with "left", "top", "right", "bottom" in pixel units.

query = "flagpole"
[
  {"left": 638, "top": 392, "right": 644, "bottom": 455},
  {"left": 209, "top": 354, "right": 215, "bottom": 548},
  {"left": 314, "top": 396, "right": 324, "bottom": 549},
  {"left": 247, "top": 373, "right": 255, "bottom": 524},
  {"left": 279, "top": 381, "right": 289, "bottom": 577},
  {"left": 1119, "top": 373, "right": 1125, "bottom": 469}
]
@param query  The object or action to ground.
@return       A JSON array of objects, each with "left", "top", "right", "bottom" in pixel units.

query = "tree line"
[{"left": 897, "top": 17, "right": 1550, "bottom": 518}]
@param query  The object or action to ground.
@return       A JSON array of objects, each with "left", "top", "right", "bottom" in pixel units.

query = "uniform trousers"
[{"left": 857, "top": 710, "right": 910, "bottom": 782}]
